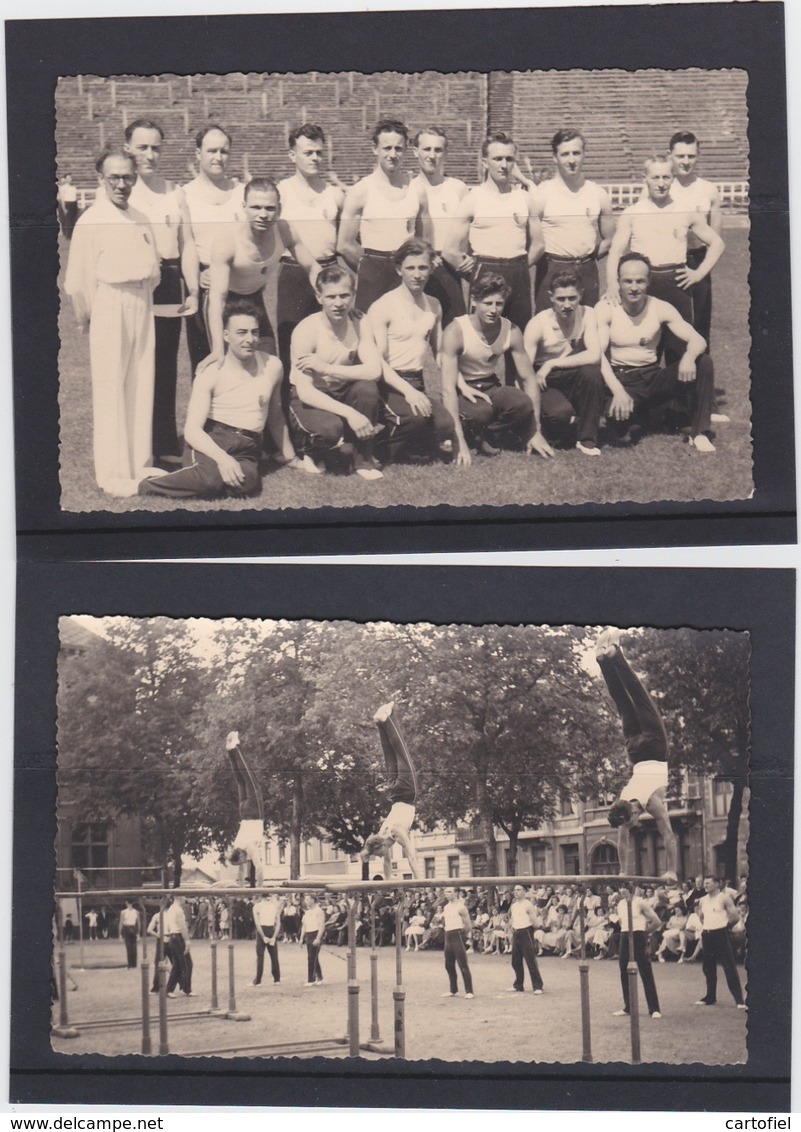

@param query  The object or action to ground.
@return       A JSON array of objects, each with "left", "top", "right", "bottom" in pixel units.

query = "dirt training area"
[{"left": 52, "top": 937, "right": 747, "bottom": 1064}]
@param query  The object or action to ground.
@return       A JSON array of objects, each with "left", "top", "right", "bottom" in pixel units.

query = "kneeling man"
[
  {"left": 139, "top": 300, "right": 297, "bottom": 498},
  {"left": 596, "top": 253, "right": 715, "bottom": 452}
]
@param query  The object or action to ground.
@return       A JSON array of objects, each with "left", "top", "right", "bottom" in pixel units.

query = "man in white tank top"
[
  {"left": 441, "top": 889, "right": 474, "bottom": 998},
  {"left": 367, "top": 238, "right": 456, "bottom": 463},
  {"left": 125, "top": 118, "right": 199, "bottom": 465},
  {"left": 276, "top": 124, "right": 345, "bottom": 385},
  {"left": 338, "top": 119, "right": 430, "bottom": 313},
  {"left": 139, "top": 300, "right": 300, "bottom": 499},
  {"left": 606, "top": 155, "right": 724, "bottom": 365},
  {"left": 596, "top": 253, "right": 716, "bottom": 453},
  {"left": 411, "top": 126, "right": 469, "bottom": 326},
  {"left": 531, "top": 129, "right": 615, "bottom": 312},
  {"left": 668, "top": 131, "right": 722, "bottom": 348},
  {"left": 182, "top": 126, "right": 244, "bottom": 374},
  {"left": 523, "top": 268, "right": 605, "bottom": 455},
  {"left": 440, "top": 272, "right": 554, "bottom": 466},
  {"left": 445, "top": 132, "right": 541, "bottom": 353},
  {"left": 694, "top": 877, "right": 746, "bottom": 1008}
]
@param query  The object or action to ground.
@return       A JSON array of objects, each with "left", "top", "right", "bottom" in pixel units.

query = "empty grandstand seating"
[{"left": 56, "top": 69, "right": 748, "bottom": 204}]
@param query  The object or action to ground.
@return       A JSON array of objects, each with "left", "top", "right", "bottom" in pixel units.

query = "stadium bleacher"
[{"left": 56, "top": 69, "right": 748, "bottom": 205}]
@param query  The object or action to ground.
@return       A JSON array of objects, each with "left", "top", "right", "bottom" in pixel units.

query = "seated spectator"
[
  {"left": 681, "top": 909, "right": 704, "bottom": 963},
  {"left": 534, "top": 905, "right": 569, "bottom": 956},
  {"left": 405, "top": 912, "right": 426, "bottom": 952},
  {"left": 655, "top": 903, "right": 688, "bottom": 962}
]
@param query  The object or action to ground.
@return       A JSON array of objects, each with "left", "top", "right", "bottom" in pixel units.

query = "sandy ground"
[{"left": 52, "top": 937, "right": 747, "bottom": 1065}]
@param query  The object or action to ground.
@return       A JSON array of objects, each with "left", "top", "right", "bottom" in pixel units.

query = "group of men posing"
[{"left": 64, "top": 115, "right": 727, "bottom": 498}]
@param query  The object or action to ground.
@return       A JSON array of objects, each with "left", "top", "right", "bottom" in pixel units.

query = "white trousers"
[{"left": 89, "top": 281, "right": 155, "bottom": 495}]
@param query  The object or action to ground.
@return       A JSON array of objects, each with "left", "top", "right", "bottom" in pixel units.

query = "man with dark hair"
[
  {"left": 252, "top": 894, "right": 282, "bottom": 986},
  {"left": 125, "top": 118, "right": 199, "bottom": 465},
  {"left": 288, "top": 264, "right": 385, "bottom": 479},
  {"left": 338, "top": 119, "right": 430, "bottom": 311},
  {"left": 531, "top": 129, "right": 615, "bottom": 311},
  {"left": 668, "top": 132, "right": 722, "bottom": 348},
  {"left": 441, "top": 888, "right": 475, "bottom": 999},
  {"left": 613, "top": 886, "right": 663, "bottom": 1019},
  {"left": 523, "top": 268, "right": 605, "bottom": 456},
  {"left": 182, "top": 125, "right": 244, "bottom": 373},
  {"left": 361, "top": 703, "right": 421, "bottom": 879},
  {"left": 605, "top": 154, "right": 724, "bottom": 364},
  {"left": 367, "top": 237, "right": 456, "bottom": 463},
  {"left": 64, "top": 147, "right": 162, "bottom": 496},
  {"left": 445, "top": 132, "right": 541, "bottom": 362},
  {"left": 411, "top": 125, "right": 469, "bottom": 326},
  {"left": 694, "top": 877, "right": 747, "bottom": 1009},
  {"left": 202, "top": 177, "right": 318, "bottom": 369},
  {"left": 508, "top": 885, "right": 544, "bottom": 994},
  {"left": 596, "top": 252, "right": 716, "bottom": 452},
  {"left": 440, "top": 272, "right": 554, "bottom": 465},
  {"left": 596, "top": 629, "right": 678, "bottom": 883},
  {"left": 139, "top": 300, "right": 298, "bottom": 498},
  {"left": 276, "top": 124, "right": 345, "bottom": 383}
]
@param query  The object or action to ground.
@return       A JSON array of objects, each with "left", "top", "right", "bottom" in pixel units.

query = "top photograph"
[
  {"left": 8, "top": 5, "right": 793, "bottom": 545},
  {"left": 57, "top": 67, "right": 752, "bottom": 512}
]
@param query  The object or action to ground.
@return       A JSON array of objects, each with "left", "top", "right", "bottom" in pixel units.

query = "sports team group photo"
[
  {"left": 53, "top": 618, "right": 750, "bottom": 1065},
  {"left": 55, "top": 67, "right": 754, "bottom": 513}
]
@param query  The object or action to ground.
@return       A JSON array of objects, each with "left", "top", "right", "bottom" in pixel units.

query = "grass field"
[
  {"left": 52, "top": 938, "right": 747, "bottom": 1064},
  {"left": 57, "top": 224, "right": 753, "bottom": 514}
]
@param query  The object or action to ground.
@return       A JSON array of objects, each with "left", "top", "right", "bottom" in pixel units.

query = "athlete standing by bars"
[
  {"left": 442, "top": 888, "right": 475, "bottom": 999},
  {"left": 361, "top": 702, "right": 420, "bottom": 879}
]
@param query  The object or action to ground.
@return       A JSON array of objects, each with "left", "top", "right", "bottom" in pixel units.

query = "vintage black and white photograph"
[
  {"left": 56, "top": 65, "right": 753, "bottom": 513},
  {"left": 53, "top": 616, "right": 750, "bottom": 1064}
]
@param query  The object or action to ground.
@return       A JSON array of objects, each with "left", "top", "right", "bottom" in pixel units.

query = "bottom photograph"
[{"left": 53, "top": 616, "right": 749, "bottom": 1066}]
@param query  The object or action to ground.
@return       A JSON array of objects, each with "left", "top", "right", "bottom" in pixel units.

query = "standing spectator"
[
  {"left": 441, "top": 888, "right": 474, "bottom": 999},
  {"left": 119, "top": 900, "right": 140, "bottom": 969},
  {"left": 252, "top": 894, "right": 282, "bottom": 986},
  {"left": 613, "top": 888, "right": 663, "bottom": 1020},
  {"left": 85, "top": 909, "right": 99, "bottom": 941},
  {"left": 164, "top": 896, "right": 194, "bottom": 998},
  {"left": 58, "top": 174, "right": 79, "bottom": 239}
]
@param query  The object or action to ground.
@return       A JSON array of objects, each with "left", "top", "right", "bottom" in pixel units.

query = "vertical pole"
[
  {"left": 210, "top": 939, "right": 218, "bottom": 1011},
  {"left": 140, "top": 960, "right": 151, "bottom": 1056},
  {"left": 347, "top": 896, "right": 360, "bottom": 1056},
  {"left": 158, "top": 897, "right": 169, "bottom": 1055},
  {"left": 578, "top": 884, "right": 592, "bottom": 1063},
  {"left": 77, "top": 876, "right": 85, "bottom": 970},
  {"left": 227, "top": 898, "right": 237, "bottom": 1014},
  {"left": 625, "top": 889, "right": 641, "bottom": 1064},
  {"left": 369, "top": 899, "right": 380, "bottom": 1042},
  {"left": 393, "top": 897, "right": 406, "bottom": 1059},
  {"left": 51, "top": 915, "right": 83, "bottom": 1043}
]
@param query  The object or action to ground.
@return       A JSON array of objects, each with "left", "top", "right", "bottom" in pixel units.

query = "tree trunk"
[
  {"left": 507, "top": 830, "right": 519, "bottom": 877},
  {"left": 474, "top": 777, "right": 497, "bottom": 876},
  {"left": 290, "top": 773, "right": 303, "bottom": 879},
  {"left": 722, "top": 779, "right": 744, "bottom": 884},
  {"left": 172, "top": 847, "right": 182, "bottom": 889}
]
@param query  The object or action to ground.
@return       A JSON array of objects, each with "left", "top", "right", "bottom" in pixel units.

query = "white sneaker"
[
  {"left": 533, "top": 989, "right": 544, "bottom": 995},
  {"left": 373, "top": 702, "right": 394, "bottom": 722},
  {"left": 657, "top": 955, "right": 666, "bottom": 963},
  {"left": 356, "top": 467, "right": 384, "bottom": 481},
  {"left": 612, "top": 1009, "right": 629, "bottom": 1017},
  {"left": 690, "top": 434, "right": 716, "bottom": 453},
  {"left": 576, "top": 441, "right": 601, "bottom": 457},
  {"left": 651, "top": 1011, "right": 662, "bottom": 1019},
  {"left": 294, "top": 455, "right": 323, "bottom": 475},
  {"left": 441, "top": 991, "right": 457, "bottom": 997},
  {"left": 465, "top": 993, "right": 475, "bottom": 999},
  {"left": 736, "top": 1003, "right": 748, "bottom": 1011},
  {"left": 711, "top": 412, "right": 731, "bottom": 424}
]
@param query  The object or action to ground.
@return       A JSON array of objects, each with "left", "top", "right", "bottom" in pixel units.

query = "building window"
[
  {"left": 278, "top": 843, "right": 285, "bottom": 865},
  {"left": 447, "top": 857, "right": 460, "bottom": 878},
  {"left": 712, "top": 777, "right": 733, "bottom": 817},
  {"left": 561, "top": 843, "right": 580, "bottom": 874},
  {"left": 590, "top": 841, "right": 620, "bottom": 875},
  {"left": 71, "top": 822, "right": 109, "bottom": 874},
  {"left": 531, "top": 845, "right": 547, "bottom": 875},
  {"left": 470, "top": 854, "right": 487, "bottom": 877},
  {"left": 264, "top": 844, "right": 271, "bottom": 866},
  {"left": 560, "top": 796, "right": 575, "bottom": 818},
  {"left": 424, "top": 857, "right": 436, "bottom": 879}
]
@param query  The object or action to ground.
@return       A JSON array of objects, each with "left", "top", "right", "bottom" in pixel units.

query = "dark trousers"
[
  {"left": 289, "top": 381, "right": 380, "bottom": 470},
  {"left": 356, "top": 250, "right": 399, "bottom": 314},
  {"left": 618, "top": 931, "right": 660, "bottom": 1014},
  {"left": 165, "top": 935, "right": 189, "bottom": 994},
  {"left": 227, "top": 744, "right": 263, "bottom": 821},
  {"left": 687, "top": 247, "right": 712, "bottom": 348},
  {"left": 598, "top": 646, "right": 669, "bottom": 763},
  {"left": 535, "top": 254, "right": 600, "bottom": 312},
  {"left": 610, "top": 355, "right": 714, "bottom": 440},
  {"left": 122, "top": 926, "right": 138, "bottom": 969},
  {"left": 541, "top": 364, "right": 604, "bottom": 446},
  {"left": 444, "top": 930, "right": 473, "bottom": 994},
  {"left": 139, "top": 421, "right": 262, "bottom": 499},
  {"left": 377, "top": 371, "right": 456, "bottom": 463},
  {"left": 700, "top": 928, "right": 744, "bottom": 1004},
  {"left": 276, "top": 258, "right": 335, "bottom": 399},
  {"left": 458, "top": 384, "right": 534, "bottom": 449},
  {"left": 647, "top": 266, "right": 694, "bottom": 365},
  {"left": 471, "top": 256, "right": 532, "bottom": 385},
  {"left": 151, "top": 939, "right": 166, "bottom": 992},
  {"left": 152, "top": 258, "right": 184, "bottom": 457},
  {"left": 426, "top": 260, "right": 466, "bottom": 327},
  {"left": 186, "top": 268, "right": 211, "bottom": 376},
  {"left": 306, "top": 938, "right": 323, "bottom": 983},
  {"left": 61, "top": 200, "right": 79, "bottom": 240},
  {"left": 376, "top": 705, "right": 418, "bottom": 806},
  {"left": 255, "top": 928, "right": 281, "bottom": 984},
  {"left": 511, "top": 927, "right": 543, "bottom": 991}
]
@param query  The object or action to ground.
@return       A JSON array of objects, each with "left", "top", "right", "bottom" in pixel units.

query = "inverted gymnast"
[{"left": 361, "top": 702, "right": 421, "bottom": 879}]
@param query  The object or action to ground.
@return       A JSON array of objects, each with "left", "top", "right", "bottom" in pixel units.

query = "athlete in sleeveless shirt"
[
  {"left": 361, "top": 702, "right": 421, "bottom": 880},
  {"left": 411, "top": 126, "right": 469, "bottom": 326}
]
